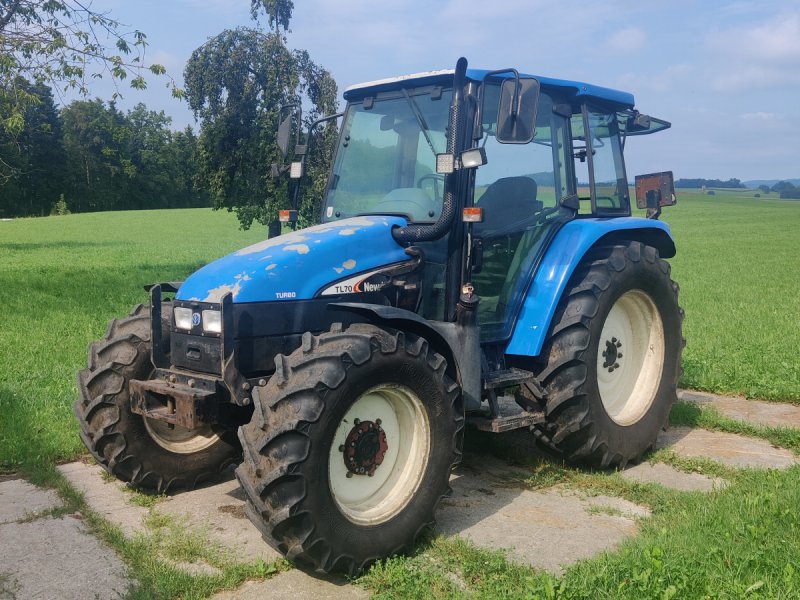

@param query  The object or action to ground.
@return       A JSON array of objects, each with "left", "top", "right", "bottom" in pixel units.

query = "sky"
[{"left": 77, "top": 0, "right": 800, "bottom": 181}]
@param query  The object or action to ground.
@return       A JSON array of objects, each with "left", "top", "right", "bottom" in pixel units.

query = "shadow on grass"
[{"left": 669, "top": 400, "right": 703, "bottom": 427}]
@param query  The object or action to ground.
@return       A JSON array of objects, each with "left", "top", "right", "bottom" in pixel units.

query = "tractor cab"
[{"left": 307, "top": 67, "right": 673, "bottom": 342}]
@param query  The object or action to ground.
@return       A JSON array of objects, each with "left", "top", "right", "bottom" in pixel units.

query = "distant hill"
[{"left": 743, "top": 179, "right": 800, "bottom": 188}]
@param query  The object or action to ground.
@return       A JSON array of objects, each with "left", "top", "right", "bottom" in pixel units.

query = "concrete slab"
[
  {"left": 657, "top": 426, "right": 800, "bottom": 469},
  {"left": 437, "top": 455, "right": 650, "bottom": 573},
  {"left": 58, "top": 462, "right": 148, "bottom": 536},
  {"left": 159, "top": 474, "right": 280, "bottom": 564},
  {"left": 622, "top": 462, "right": 725, "bottom": 492},
  {"left": 58, "top": 462, "right": 280, "bottom": 564},
  {"left": 0, "top": 480, "right": 61, "bottom": 524},
  {"left": 0, "top": 515, "right": 129, "bottom": 599},
  {"left": 211, "top": 570, "right": 369, "bottom": 600},
  {"left": 679, "top": 389, "right": 800, "bottom": 429}
]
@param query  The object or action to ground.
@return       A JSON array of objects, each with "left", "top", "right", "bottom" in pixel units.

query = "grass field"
[
  {"left": 657, "top": 189, "right": 800, "bottom": 401},
  {"left": 0, "top": 209, "right": 265, "bottom": 469},
  {"left": 1, "top": 191, "right": 798, "bottom": 597}
]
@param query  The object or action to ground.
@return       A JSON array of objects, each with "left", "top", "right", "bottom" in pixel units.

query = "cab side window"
[{"left": 570, "top": 106, "right": 629, "bottom": 215}]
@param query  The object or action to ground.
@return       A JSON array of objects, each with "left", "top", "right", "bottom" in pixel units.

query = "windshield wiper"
[{"left": 402, "top": 89, "right": 438, "bottom": 157}]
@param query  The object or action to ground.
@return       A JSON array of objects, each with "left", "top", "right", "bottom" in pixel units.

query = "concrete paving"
[
  {"left": 58, "top": 462, "right": 280, "bottom": 564},
  {"left": 438, "top": 455, "right": 650, "bottom": 573},
  {"left": 210, "top": 570, "right": 369, "bottom": 600},
  {"left": 0, "top": 480, "right": 61, "bottom": 524},
  {"left": 4, "top": 388, "right": 798, "bottom": 598},
  {"left": 679, "top": 389, "right": 800, "bottom": 429},
  {"left": 621, "top": 462, "right": 725, "bottom": 492},
  {"left": 0, "top": 480, "right": 129, "bottom": 600},
  {"left": 58, "top": 461, "right": 148, "bottom": 536},
  {"left": 657, "top": 426, "right": 800, "bottom": 469}
]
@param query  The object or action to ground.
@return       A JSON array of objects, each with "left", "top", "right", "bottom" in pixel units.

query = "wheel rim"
[
  {"left": 597, "top": 290, "right": 665, "bottom": 426},
  {"left": 143, "top": 417, "right": 220, "bottom": 454},
  {"left": 328, "top": 383, "right": 430, "bottom": 525}
]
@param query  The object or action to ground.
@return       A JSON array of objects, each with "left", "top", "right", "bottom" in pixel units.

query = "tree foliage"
[
  {"left": 0, "top": 0, "right": 178, "bottom": 142},
  {"left": 0, "top": 82, "right": 209, "bottom": 218},
  {"left": 184, "top": 1, "right": 337, "bottom": 229},
  {"left": 674, "top": 178, "right": 745, "bottom": 189},
  {"left": 771, "top": 181, "right": 800, "bottom": 199}
]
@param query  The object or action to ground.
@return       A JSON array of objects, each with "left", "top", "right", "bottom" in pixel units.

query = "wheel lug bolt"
[
  {"left": 353, "top": 418, "right": 360, "bottom": 425},
  {"left": 376, "top": 418, "right": 382, "bottom": 425},
  {"left": 338, "top": 445, "right": 344, "bottom": 452},
  {"left": 614, "top": 363, "right": 619, "bottom": 369},
  {"left": 346, "top": 472, "right": 353, "bottom": 478}
]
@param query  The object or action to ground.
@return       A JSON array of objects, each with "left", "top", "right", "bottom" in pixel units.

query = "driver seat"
[{"left": 474, "top": 176, "right": 541, "bottom": 236}]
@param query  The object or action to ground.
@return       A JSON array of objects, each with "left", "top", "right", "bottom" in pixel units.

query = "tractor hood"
[{"left": 175, "top": 216, "right": 409, "bottom": 304}]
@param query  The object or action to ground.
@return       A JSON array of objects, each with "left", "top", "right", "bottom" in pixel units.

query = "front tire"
[
  {"left": 236, "top": 324, "right": 463, "bottom": 574},
  {"left": 75, "top": 304, "right": 241, "bottom": 493},
  {"left": 520, "top": 242, "right": 683, "bottom": 468}
]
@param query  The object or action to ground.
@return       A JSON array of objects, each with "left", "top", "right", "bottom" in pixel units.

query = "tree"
[
  {"left": 0, "top": 78, "right": 65, "bottom": 216},
  {"left": 0, "top": 0, "right": 178, "bottom": 141},
  {"left": 61, "top": 99, "right": 132, "bottom": 212},
  {"left": 184, "top": 0, "right": 337, "bottom": 229}
]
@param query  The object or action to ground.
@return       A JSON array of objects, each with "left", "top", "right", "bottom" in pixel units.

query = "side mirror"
[
  {"left": 276, "top": 104, "right": 301, "bottom": 160},
  {"left": 635, "top": 171, "right": 676, "bottom": 219},
  {"left": 277, "top": 112, "right": 292, "bottom": 159},
  {"left": 496, "top": 77, "right": 540, "bottom": 144},
  {"left": 380, "top": 115, "right": 395, "bottom": 131}
]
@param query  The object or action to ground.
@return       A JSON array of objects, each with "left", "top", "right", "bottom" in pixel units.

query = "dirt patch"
[{"left": 218, "top": 504, "right": 246, "bottom": 519}]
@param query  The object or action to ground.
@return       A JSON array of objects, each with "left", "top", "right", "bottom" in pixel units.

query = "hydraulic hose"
[{"left": 392, "top": 57, "right": 468, "bottom": 244}]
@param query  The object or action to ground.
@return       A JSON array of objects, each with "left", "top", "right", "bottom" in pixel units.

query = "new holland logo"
[
  {"left": 355, "top": 280, "right": 386, "bottom": 293},
  {"left": 191, "top": 312, "right": 201, "bottom": 327}
]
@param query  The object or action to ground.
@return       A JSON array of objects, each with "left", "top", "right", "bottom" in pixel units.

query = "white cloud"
[
  {"left": 606, "top": 27, "right": 646, "bottom": 53},
  {"left": 615, "top": 64, "right": 691, "bottom": 94},
  {"left": 706, "top": 11, "right": 800, "bottom": 91},
  {"left": 739, "top": 112, "right": 777, "bottom": 121}
]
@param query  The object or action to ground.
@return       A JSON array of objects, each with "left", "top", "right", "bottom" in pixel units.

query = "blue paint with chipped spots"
[
  {"left": 505, "top": 218, "right": 674, "bottom": 357},
  {"left": 175, "top": 216, "right": 409, "bottom": 303}
]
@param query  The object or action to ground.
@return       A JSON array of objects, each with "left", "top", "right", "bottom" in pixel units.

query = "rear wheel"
[
  {"left": 236, "top": 324, "right": 463, "bottom": 574},
  {"left": 75, "top": 304, "right": 241, "bottom": 493},
  {"left": 519, "top": 242, "right": 683, "bottom": 468}
]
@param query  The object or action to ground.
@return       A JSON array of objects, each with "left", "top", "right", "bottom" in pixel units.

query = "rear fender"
[{"left": 505, "top": 218, "right": 674, "bottom": 358}]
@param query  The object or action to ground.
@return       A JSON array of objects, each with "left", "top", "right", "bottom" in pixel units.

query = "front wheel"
[
  {"left": 236, "top": 324, "right": 463, "bottom": 574},
  {"left": 75, "top": 304, "right": 241, "bottom": 492},
  {"left": 519, "top": 242, "right": 683, "bottom": 468}
]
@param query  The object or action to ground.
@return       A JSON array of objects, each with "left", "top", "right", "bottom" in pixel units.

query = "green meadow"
[{"left": 1, "top": 189, "right": 798, "bottom": 597}]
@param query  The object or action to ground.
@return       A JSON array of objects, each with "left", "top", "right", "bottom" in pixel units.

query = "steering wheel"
[{"left": 416, "top": 174, "right": 445, "bottom": 202}]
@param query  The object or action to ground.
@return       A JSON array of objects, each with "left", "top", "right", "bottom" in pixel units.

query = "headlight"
[
  {"left": 202, "top": 309, "right": 222, "bottom": 333},
  {"left": 174, "top": 307, "right": 193, "bottom": 330}
]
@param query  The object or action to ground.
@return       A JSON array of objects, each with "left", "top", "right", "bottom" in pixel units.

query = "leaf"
[{"left": 745, "top": 581, "right": 765, "bottom": 594}]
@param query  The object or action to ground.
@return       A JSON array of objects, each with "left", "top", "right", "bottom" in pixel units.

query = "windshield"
[{"left": 323, "top": 87, "right": 452, "bottom": 223}]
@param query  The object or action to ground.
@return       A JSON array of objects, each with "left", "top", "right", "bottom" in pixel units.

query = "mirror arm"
[{"left": 475, "top": 68, "right": 521, "bottom": 133}]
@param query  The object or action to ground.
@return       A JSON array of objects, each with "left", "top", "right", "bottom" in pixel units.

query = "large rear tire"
[
  {"left": 75, "top": 304, "right": 241, "bottom": 493},
  {"left": 519, "top": 242, "right": 683, "bottom": 468},
  {"left": 236, "top": 324, "right": 463, "bottom": 575}
]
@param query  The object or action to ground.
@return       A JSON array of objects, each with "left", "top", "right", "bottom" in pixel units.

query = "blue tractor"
[{"left": 76, "top": 58, "right": 681, "bottom": 574}]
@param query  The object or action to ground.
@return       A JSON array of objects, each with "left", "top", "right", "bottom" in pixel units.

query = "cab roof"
[{"left": 343, "top": 68, "right": 635, "bottom": 109}]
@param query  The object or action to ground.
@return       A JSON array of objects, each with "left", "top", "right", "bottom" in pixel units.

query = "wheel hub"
[
  {"left": 341, "top": 418, "right": 388, "bottom": 477},
  {"left": 602, "top": 337, "right": 623, "bottom": 372}
]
